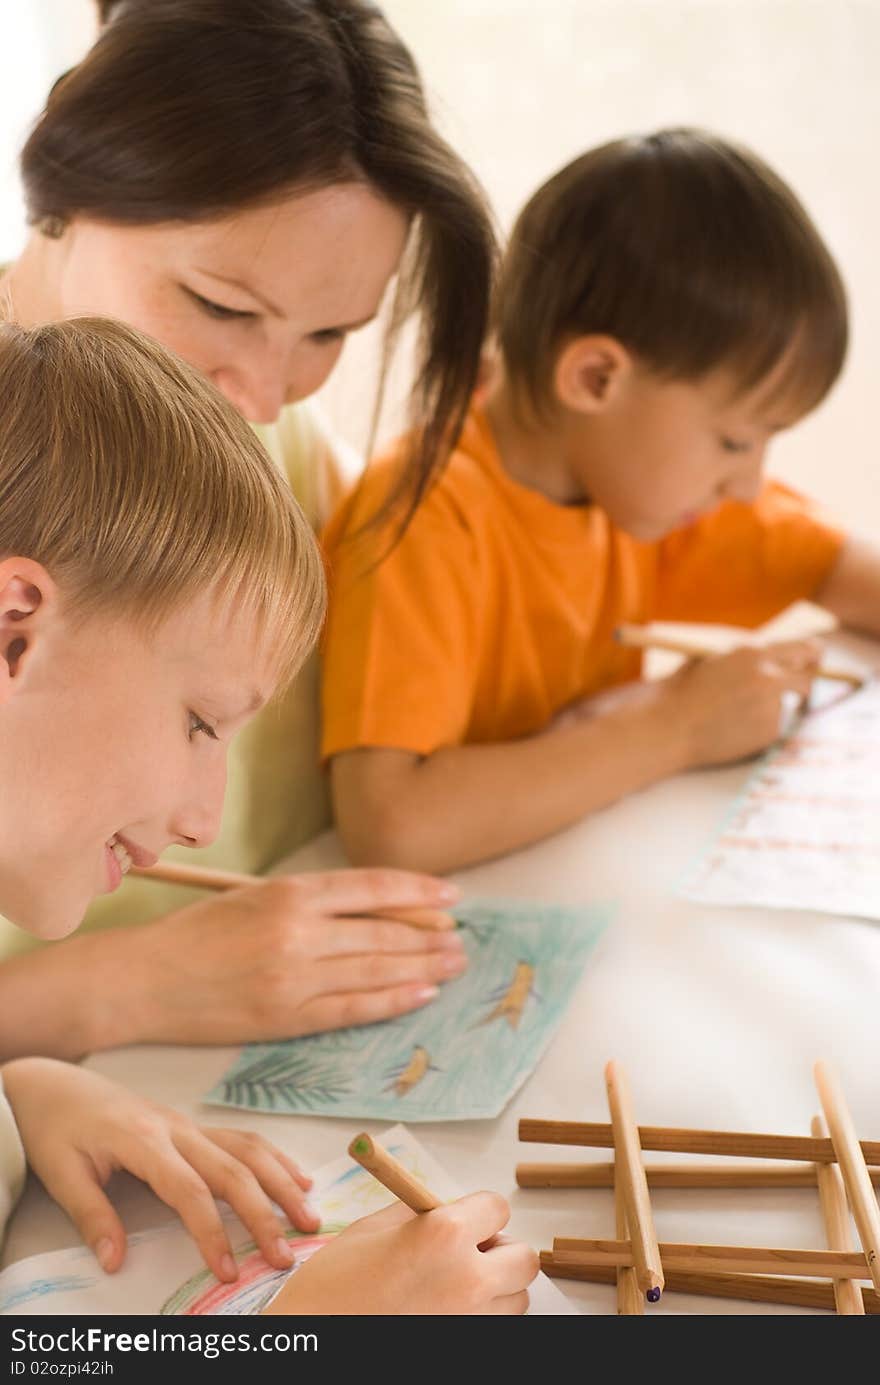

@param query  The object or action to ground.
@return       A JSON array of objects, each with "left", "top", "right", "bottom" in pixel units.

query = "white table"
[{"left": 5, "top": 636, "right": 880, "bottom": 1315}]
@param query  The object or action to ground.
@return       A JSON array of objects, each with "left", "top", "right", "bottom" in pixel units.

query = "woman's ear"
[
  {"left": 0, "top": 558, "right": 57, "bottom": 705},
  {"left": 553, "top": 334, "right": 634, "bottom": 414}
]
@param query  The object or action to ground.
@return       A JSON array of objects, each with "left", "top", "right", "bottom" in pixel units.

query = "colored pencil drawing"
[
  {"left": 680, "top": 679, "right": 880, "bottom": 919},
  {"left": 476, "top": 960, "right": 539, "bottom": 1030},
  {"left": 160, "top": 1228, "right": 343, "bottom": 1315},
  {"left": 0, "top": 1126, "right": 576, "bottom": 1317},
  {"left": 205, "top": 897, "right": 610, "bottom": 1121},
  {"left": 383, "top": 1045, "right": 440, "bottom": 1095}
]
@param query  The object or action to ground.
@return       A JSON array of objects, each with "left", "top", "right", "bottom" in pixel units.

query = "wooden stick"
[
  {"left": 614, "top": 623, "right": 864, "bottom": 687},
  {"left": 604, "top": 1061, "right": 663, "bottom": 1301},
  {"left": 814, "top": 1061, "right": 880, "bottom": 1296},
  {"left": 812, "top": 1113, "right": 865, "bottom": 1314},
  {"left": 539, "top": 1252, "right": 880, "bottom": 1314},
  {"left": 553, "top": 1236, "right": 871, "bottom": 1280},
  {"left": 518, "top": 1117, "right": 880, "bottom": 1165},
  {"left": 129, "top": 860, "right": 456, "bottom": 931},
  {"left": 517, "top": 1159, "right": 880, "bottom": 1189},
  {"left": 614, "top": 1169, "right": 643, "bottom": 1315},
  {"left": 348, "top": 1132, "right": 443, "bottom": 1213}
]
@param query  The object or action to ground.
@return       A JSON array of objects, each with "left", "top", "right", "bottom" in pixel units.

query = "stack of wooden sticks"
[{"left": 518, "top": 1060, "right": 880, "bottom": 1314}]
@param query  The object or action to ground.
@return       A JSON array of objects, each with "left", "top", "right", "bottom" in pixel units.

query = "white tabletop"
[{"left": 4, "top": 637, "right": 880, "bottom": 1315}]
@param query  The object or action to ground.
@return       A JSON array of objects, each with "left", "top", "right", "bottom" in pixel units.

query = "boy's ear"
[
  {"left": 553, "top": 335, "right": 634, "bottom": 414},
  {"left": 0, "top": 558, "right": 57, "bottom": 706}
]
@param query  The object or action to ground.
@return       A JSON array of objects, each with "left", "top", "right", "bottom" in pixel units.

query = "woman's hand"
[
  {"left": 0, "top": 870, "right": 468, "bottom": 1058},
  {"left": 123, "top": 870, "right": 468, "bottom": 1046},
  {"left": 1, "top": 1058, "right": 317, "bottom": 1280},
  {"left": 263, "top": 1194, "right": 539, "bottom": 1316}
]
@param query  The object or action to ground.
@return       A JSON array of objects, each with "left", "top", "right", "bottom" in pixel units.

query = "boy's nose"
[{"left": 171, "top": 767, "right": 227, "bottom": 850}]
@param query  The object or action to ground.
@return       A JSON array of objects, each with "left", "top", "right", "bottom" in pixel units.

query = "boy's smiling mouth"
[{"left": 104, "top": 832, "right": 159, "bottom": 889}]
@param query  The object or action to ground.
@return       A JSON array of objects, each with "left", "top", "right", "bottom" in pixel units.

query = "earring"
[{"left": 38, "top": 215, "right": 67, "bottom": 240}]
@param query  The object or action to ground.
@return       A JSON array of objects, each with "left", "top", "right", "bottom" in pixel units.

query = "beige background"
[{"left": 2, "top": 1, "right": 878, "bottom": 529}]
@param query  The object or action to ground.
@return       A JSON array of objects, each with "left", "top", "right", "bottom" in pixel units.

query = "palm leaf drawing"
[{"left": 221, "top": 1047, "right": 352, "bottom": 1111}]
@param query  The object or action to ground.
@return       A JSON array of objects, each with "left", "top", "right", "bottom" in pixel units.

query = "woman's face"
[{"left": 54, "top": 184, "right": 409, "bottom": 423}]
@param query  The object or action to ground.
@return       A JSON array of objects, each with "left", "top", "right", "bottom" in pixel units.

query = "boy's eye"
[
  {"left": 188, "top": 711, "right": 218, "bottom": 742},
  {"left": 186, "top": 289, "right": 255, "bottom": 322},
  {"left": 720, "top": 436, "right": 752, "bottom": 454}
]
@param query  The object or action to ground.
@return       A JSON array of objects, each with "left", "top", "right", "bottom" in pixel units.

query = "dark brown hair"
[
  {"left": 21, "top": 0, "right": 496, "bottom": 523},
  {"left": 495, "top": 128, "right": 848, "bottom": 419}
]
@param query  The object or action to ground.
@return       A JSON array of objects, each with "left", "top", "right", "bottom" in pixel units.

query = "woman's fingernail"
[
  {"left": 441, "top": 952, "right": 467, "bottom": 976},
  {"left": 220, "top": 1254, "right": 238, "bottom": 1281},
  {"left": 437, "top": 930, "right": 465, "bottom": 950},
  {"left": 275, "top": 1237, "right": 294, "bottom": 1264},
  {"left": 436, "top": 883, "right": 460, "bottom": 902},
  {"left": 95, "top": 1238, "right": 115, "bottom": 1271},
  {"left": 414, "top": 984, "right": 439, "bottom": 1003}
]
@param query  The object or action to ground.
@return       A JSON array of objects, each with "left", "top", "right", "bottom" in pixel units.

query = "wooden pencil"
[
  {"left": 516, "top": 1159, "right": 880, "bottom": 1189},
  {"left": 604, "top": 1061, "right": 663, "bottom": 1302},
  {"left": 814, "top": 1061, "right": 880, "bottom": 1297},
  {"left": 614, "top": 623, "right": 864, "bottom": 687},
  {"left": 552, "top": 1236, "right": 871, "bottom": 1280},
  {"left": 539, "top": 1252, "right": 880, "bottom": 1314},
  {"left": 614, "top": 1170, "right": 643, "bottom": 1315},
  {"left": 129, "top": 860, "right": 456, "bottom": 931},
  {"left": 348, "top": 1132, "right": 443, "bottom": 1213},
  {"left": 812, "top": 1113, "right": 865, "bottom": 1314},
  {"left": 518, "top": 1117, "right": 880, "bottom": 1165}
]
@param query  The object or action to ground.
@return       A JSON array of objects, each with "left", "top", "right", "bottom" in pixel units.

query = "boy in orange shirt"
[{"left": 322, "top": 128, "right": 880, "bottom": 873}]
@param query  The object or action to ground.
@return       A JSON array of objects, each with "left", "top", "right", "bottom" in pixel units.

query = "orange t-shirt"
[{"left": 320, "top": 402, "right": 845, "bottom": 758}]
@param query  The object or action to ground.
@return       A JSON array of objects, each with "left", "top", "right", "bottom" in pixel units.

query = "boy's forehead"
[
  {"left": 706, "top": 360, "right": 807, "bottom": 430},
  {"left": 156, "top": 594, "right": 277, "bottom": 698}
]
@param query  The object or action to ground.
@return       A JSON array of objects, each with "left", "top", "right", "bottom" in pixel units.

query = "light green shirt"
[{"left": 0, "top": 401, "right": 352, "bottom": 958}]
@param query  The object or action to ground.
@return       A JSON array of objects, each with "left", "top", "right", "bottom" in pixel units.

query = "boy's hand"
[
  {"left": 662, "top": 638, "right": 822, "bottom": 766},
  {"left": 1, "top": 1058, "right": 318, "bottom": 1280},
  {"left": 263, "top": 1193, "right": 539, "bottom": 1316}
]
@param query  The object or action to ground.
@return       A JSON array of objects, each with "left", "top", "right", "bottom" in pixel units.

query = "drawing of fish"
[
  {"left": 476, "top": 961, "right": 538, "bottom": 1030},
  {"left": 383, "top": 1045, "right": 439, "bottom": 1096}
]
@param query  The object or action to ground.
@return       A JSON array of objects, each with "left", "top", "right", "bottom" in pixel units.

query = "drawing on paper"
[
  {"left": 680, "top": 679, "right": 880, "bottom": 920},
  {"left": 476, "top": 960, "right": 538, "bottom": 1030},
  {"left": 160, "top": 1228, "right": 342, "bottom": 1315},
  {"left": 0, "top": 1126, "right": 576, "bottom": 1317},
  {"left": 204, "top": 897, "right": 610, "bottom": 1121},
  {"left": 383, "top": 1045, "right": 440, "bottom": 1096}
]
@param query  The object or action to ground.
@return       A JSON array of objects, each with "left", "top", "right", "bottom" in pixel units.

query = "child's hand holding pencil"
[{"left": 262, "top": 1133, "right": 539, "bottom": 1315}]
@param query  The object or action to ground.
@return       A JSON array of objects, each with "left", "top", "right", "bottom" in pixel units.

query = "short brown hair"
[
  {"left": 0, "top": 317, "right": 325, "bottom": 685},
  {"left": 496, "top": 128, "right": 848, "bottom": 418},
  {"left": 20, "top": 0, "right": 496, "bottom": 526}
]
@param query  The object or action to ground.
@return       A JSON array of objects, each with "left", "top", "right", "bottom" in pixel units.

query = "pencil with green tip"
[{"left": 348, "top": 1132, "right": 443, "bottom": 1212}]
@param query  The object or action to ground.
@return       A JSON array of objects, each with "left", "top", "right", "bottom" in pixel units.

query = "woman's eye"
[
  {"left": 310, "top": 327, "right": 346, "bottom": 345},
  {"left": 188, "top": 711, "right": 218, "bottom": 741},
  {"left": 720, "top": 436, "right": 752, "bottom": 454},
  {"left": 187, "top": 290, "right": 254, "bottom": 322}
]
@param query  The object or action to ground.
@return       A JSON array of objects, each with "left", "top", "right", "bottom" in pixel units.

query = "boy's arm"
[
  {"left": 331, "top": 640, "right": 820, "bottom": 874},
  {"left": 814, "top": 536, "right": 880, "bottom": 635}
]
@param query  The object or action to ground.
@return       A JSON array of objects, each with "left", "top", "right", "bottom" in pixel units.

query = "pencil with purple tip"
[{"left": 604, "top": 1060, "right": 664, "bottom": 1302}]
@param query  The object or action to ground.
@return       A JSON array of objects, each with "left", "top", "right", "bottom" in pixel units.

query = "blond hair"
[{"left": 0, "top": 317, "right": 325, "bottom": 684}]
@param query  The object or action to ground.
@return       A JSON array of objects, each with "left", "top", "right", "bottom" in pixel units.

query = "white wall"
[{"left": 3, "top": 1, "right": 878, "bottom": 531}]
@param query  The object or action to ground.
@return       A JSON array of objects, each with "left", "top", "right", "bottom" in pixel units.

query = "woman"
[{"left": 0, "top": 0, "right": 495, "bottom": 1059}]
